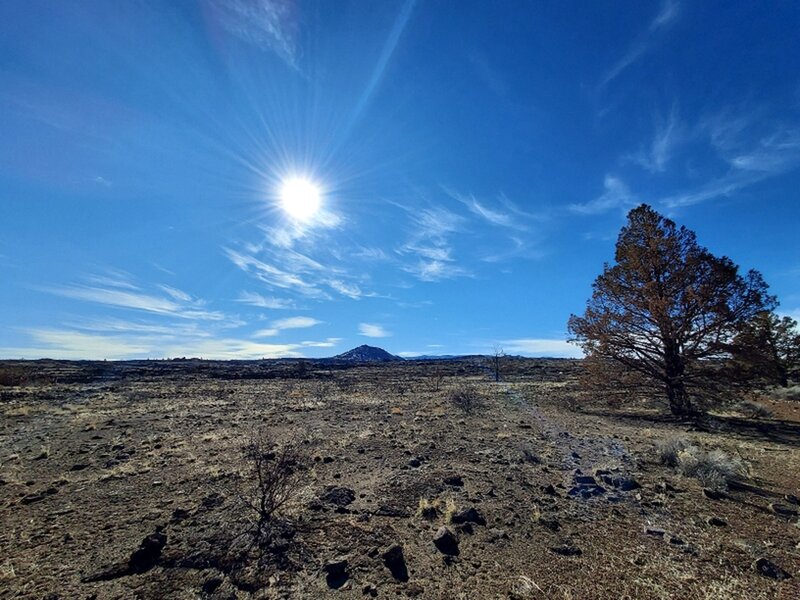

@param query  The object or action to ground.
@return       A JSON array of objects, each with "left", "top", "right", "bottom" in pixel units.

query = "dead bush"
[
  {"left": 677, "top": 447, "right": 747, "bottom": 490},
  {"left": 237, "top": 431, "right": 309, "bottom": 545},
  {"left": 655, "top": 436, "right": 690, "bottom": 467},
  {"left": 736, "top": 399, "right": 774, "bottom": 419},
  {"left": 656, "top": 437, "right": 747, "bottom": 490},
  {"left": 448, "top": 383, "right": 483, "bottom": 414}
]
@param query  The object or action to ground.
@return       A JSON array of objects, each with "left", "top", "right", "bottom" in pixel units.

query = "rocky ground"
[{"left": 1, "top": 358, "right": 799, "bottom": 599}]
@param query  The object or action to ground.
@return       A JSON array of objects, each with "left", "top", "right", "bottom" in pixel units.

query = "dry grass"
[{"left": 657, "top": 437, "right": 748, "bottom": 490}]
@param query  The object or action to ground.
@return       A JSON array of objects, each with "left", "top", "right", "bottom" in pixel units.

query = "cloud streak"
[{"left": 359, "top": 322, "right": 390, "bottom": 338}]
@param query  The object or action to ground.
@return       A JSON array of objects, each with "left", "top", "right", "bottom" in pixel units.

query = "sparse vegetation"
[
  {"left": 448, "top": 382, "right": 483, "bottom": 414},
  {"left": 657, "top": 438, "right": 747, "bottom": 490},
  {"left": 736, "top": 399, "right": 774, "bottom": 419},
  {"left": 236, "top": 430, "right": 308, "bottom": 545}
]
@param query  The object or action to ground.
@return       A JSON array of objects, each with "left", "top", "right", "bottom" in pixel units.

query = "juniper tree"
[{"left": 568, "top": 204, "right": 775, "bottom": 416}]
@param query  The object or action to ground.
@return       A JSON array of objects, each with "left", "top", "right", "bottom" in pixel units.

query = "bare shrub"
[
  {"left": 429, "top": 367, "right": 445, "bottom": 392},
  {"left": 736, "top": 399, "right": 774, "bottom": 419},
  {"left": 771, "top": 384, "right": 800, "bottom": 402},
  {"left": 237, "top": 431, "right": 308, "bottom": 544},
  {"left": 676, "top": 447, "right": 747, "bottom": 490},
  {"left": 449, "top": 383, "right": 483, "bottom": 414},
  {"left": 655, "top": 436, "right": 690, "bottom": 467},
  {"left": 657, "top": 438, "right": 746, "bottom": 490}
]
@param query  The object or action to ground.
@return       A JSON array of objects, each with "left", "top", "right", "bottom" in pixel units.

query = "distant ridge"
[{"left": 332, "top": 345, "right": 403, "bottom": 362}]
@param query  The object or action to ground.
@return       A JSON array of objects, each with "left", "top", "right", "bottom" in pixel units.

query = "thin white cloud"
[
  {"left": 0, "top": 327, "right": 344, "bottom": 361},
  {"left": 359, "top": 323, "right": 391, "bottom": 338},
  {"left": 630, "top": 104, "right": 682, "bottom": 173},
  {"left": 397, "top": 205, "right": 470, "bottom": 282},
  {"left": 207, "top": 0, "right": 299, "bottom": 68},
  {"left": 236, "top": 291, "right": 296, "bottom": 309},
  {"left": 569, "top": 175, "right": 634, "bottom": 215},
  {"left": 254, "top": 315, "right": 322, "bottom": 337},
  {"left": 45, "top": 283, "right": 226, "bottom": 321},
  {"left": 446, "top": 189, "right": 520, "bottom": 229},
  {"left": 501, "top": 338, "right": 583, "bottom": 358},
  {"left": 599, "top": 0, "right": 680, "bottom": 89}
]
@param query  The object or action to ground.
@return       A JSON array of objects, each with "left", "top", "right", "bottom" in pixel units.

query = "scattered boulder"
[
  {"left": 601, "top": 475, "right": 640, "bottom": 491},
  {"left": 753, "top": 557, "right": 792, "bottom": 580},
  {"left": 433, "top": 527, "right": 459, "bottom": 556},
  {"left": 549, "top": 544, "right": 581, "bottom": 556},
  {"left": 769, "top": 503, "right": 799, "bottom": 518},
  {"left": 702, "top": 488, "right": 727, "bottom": 501},
  {"left": 129, "top": 530, "right": 167, "bottom": 574},
  {"left": 381, "top": 544, "right": 409, "bottom": 582},
  {"left": 644, "top": 527, "right": 666, "bottom": 538},
  {"left": 443, "top": 474, "right": 464, "bottom": 487},
  {"left": 706, "top": 516, "right": 727, "bottom": 527},
  {"left": 450, "top": 507, "right": 486, "bottom": 526},
  {"left": 324, "top": 558, "right": 349, "bottom": 589},
  {"left": 321, "top": 486, "right": 356, "bottom": 508}
]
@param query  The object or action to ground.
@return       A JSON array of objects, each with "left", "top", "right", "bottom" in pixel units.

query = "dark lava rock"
[
  {"left": 433, "top": 527, "right": 459, "bottom": 556},
  {"left": 753, "top": 557, "right": 792, "bottom": 580},
  {"left": 542, "top": 484, "right": 559, "bottom": 496},
  {"left": 321, "top": 486, "right": 356, "bottom": 507},
  {"left": 706, "top": 516, "right": 727, "bottom": 527},
  {"left": 407, "top": 458, "right": 421, "bottom": 468},
  {"left": 549, "top": 544, "right": 582, "bottom": 556},
  {"left": 451, "top": 507, "right": 486, "bottom": 526},
  {"left": 381, "top": 544, "right": 409, "bottom": 582},
  {"left": 444, "top": 474, "right": 464, "bottom": 487},
  {"left": 784, "top": 493, "right": 799, "bottom": 505},
  {"left": 568, "top": 484, "right": 605, "bottom": 498},
  {"left": 201, "top": 577, "right": 223, "bottom": 594},
  {"left": 702, "top": 488, "right": 728, "bottom": 500},
  {"left": 324, "top": 558, "right": 349, "bottom": 589},
  {"left": 644, "top": 527, "right": 666, "bottom": 538},
  {"left": 539, "top": 518, "right": 561, "bottom": 532},
  {"left": 602, "top": 475, "right": 641, "bottom": 491},
  {"left": 769, "top": 503, "right": 799, "bottom": 518},
  {"left": 129, "top": 531, "right": 167, "bottom": 574},
  {"left": 574, "top": 475, "right": 597, "bottom": 486}
]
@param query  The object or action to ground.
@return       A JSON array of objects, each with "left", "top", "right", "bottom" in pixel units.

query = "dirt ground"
[{"left": 1, "top": 358, "right": 799, "bottom": 599}]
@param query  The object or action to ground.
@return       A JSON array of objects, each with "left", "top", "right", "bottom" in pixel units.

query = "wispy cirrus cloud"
[
  {"left": 397, "top": 205, "right": 470, "bottom": 282},
  {"left": 569, "top": 175, "right": 634, "bottom": 215},
  {"left": 599, "top": 0, "right": 680, "bottom": 89},
  {"left": 254, "top": 315, "right": 322, "bottom": 338},
  {"left": 359, "top": 322, "right": 390, "bottom": 338},
  {"left": 628, "top": 103, "right": 682, "bottom": 173},
  {"left": 206, "top": 0, "right": 299, "bottom": 68},
  {"left": 236, "top": 291, "right": 296, "bottom": 309},
  {"left": 0, "top": 327, "right": 311, "bottom": 360},
  {"left": 45, "top": 279, "right": 226, "bottom": 321}
]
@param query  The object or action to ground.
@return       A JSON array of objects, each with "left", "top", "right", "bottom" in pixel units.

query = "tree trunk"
[{"left": 664, "top": 341, "right": 692, "bottom": 416}]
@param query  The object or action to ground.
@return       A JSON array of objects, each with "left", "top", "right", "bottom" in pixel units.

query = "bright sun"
[{"left": 279, "top": 177, "right": 322, "bottom": 221}]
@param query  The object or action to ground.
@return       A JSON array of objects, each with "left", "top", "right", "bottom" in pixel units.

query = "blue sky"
[{"left": 2, "top": 0, "right": 799, "bottom": 360}]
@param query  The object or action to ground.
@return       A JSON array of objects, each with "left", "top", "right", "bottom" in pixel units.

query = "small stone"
[
  {"left": 549, "top": 544, "right": 581, "bottom": 556},
  {"left": 444, "top": 474, "right": 464, "bottom": 487},
  {"left": 433, "top": 527, "right": 459, "bottom": 556},
  {"left": 129, "top": 531, "right": 167, "bottom": 574},
  {"left": 644, "top": 527, "right": 666, "bottom": 538},
  {"left": 324, "top": 558, "right": 349, "bottom": 589},
  {"left": 769, "top": 503, "right": 799, "bottom": 518},
  {"left": 753, "top": 557, "right": 791, "bottom": 580},
  {"left": 324, "top": 558, "right": 348, "bottom": 576},
  {"left": 381, "top": 544, "right": 408, "bottom": 582},
  {"left": 574, "top": 475, "right": 597, "bottom": 486},
  {"left": 784, "top": 494, "right": 799, "bottom": 505},
  {"left": 407, "top": 458, "right": 421, "bottom": 468},
  {"left": 542, "top": 484, "right": 559, "bottom": 496},
  {"left": 702, "top": 488, "right": 727, "bottom": 500},
  {"left": 706, "top": 516, "right": 727, "bottom": 527},
  {"left": 451, "top": 507, "right": 486, "bottom": 526},
  {"left": 321, "top": 486, "right": 356, "bottom": 507}
]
